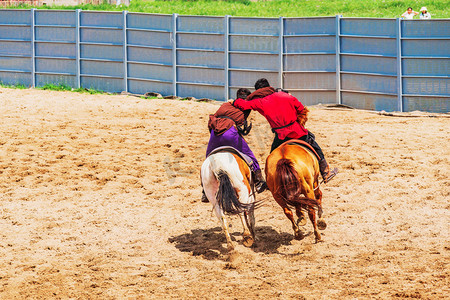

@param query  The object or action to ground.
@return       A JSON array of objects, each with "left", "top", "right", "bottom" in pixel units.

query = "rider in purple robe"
[{"left": 201, "top": 88, "right": 267, "bottom": 202}]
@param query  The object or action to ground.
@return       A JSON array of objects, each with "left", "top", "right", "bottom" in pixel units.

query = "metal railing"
[{"left": 0, "top": 9, "right": 448, "bottom": 112}]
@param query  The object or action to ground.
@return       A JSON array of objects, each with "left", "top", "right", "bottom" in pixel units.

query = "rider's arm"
[{"left": 233, "top": 98, "right": 262, "bottom": 111}]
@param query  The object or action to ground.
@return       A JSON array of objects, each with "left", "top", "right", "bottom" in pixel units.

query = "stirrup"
[
  {"left": 255, "top": 181, "right": 267, "bottom": 193},
  {"left": 323, "top": 167, "right": 338, "bottom": 183}
]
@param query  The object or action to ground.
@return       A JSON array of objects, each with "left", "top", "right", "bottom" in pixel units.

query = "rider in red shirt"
[{"left": 233, "top": 78, "right": 337, "bottom": 183}]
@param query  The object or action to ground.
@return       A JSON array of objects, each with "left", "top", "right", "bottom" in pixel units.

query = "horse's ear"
[{"left": 297, "top": 107, "right": 309, "bottom": 127}]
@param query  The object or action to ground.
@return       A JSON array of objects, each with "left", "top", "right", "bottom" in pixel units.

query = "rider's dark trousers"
[{"left": 270, "top": 131, "right": 325, "bottom": 161}]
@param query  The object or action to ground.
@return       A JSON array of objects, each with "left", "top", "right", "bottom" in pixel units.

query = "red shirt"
[{"left": 233, "top": 92, "right": 308, "bottom": 140}]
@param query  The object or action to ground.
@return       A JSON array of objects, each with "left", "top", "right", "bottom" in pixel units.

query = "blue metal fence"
[{"left": 0, "top": 9, "right": 448, "bottom": 113}]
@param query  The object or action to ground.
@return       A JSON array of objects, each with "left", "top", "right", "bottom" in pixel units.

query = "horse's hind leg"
[
  {"left": 214, "top": 207, "right": 235, "bottom": 251},
  {"left": 296, "top": 204, "right": 307, "bottom": 226},
  {"left": 240, "top": 212, "right": 254, "bottom": 247},
  {"left": 314, "top": 186, "right": 327, "bottom": 230},
  {"left": 305, "top": 189, "right": 322, "bottom": 243}
]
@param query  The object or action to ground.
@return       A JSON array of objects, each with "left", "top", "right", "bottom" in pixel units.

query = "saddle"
[
  {"left": 279, "top": 139, "right": 321, "bottom": 161},
  {"left": 207, "top": 146, "right": 254, "bottom": 169}
]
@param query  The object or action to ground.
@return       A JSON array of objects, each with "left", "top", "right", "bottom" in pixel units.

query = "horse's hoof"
[
  {"left": 242, "top": 235, "right": 254, "bottom": 247},
  {"left": 317, "top": 218, "right": 327, "bottom": 230},
  {"left": 297, "top": 216, "right": 307, "bottom": 227},
  {"left": 294, "top": 231, "right": 304, "bottom": 240}
]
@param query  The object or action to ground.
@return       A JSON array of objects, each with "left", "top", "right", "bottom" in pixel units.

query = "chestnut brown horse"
[{"left": 265, "top": 140, "right": 327, "bottom": 243}]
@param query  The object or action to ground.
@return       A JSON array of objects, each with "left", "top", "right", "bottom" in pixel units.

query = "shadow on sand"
[{"left": 169, "top": 226, "right": 297, "bottom": 260}]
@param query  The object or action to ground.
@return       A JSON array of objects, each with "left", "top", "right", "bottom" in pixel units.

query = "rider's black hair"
[
  {"left": 254, "top": 78, "right": 270, "bottom": 90},
  {"left": 236, "top": 88, "right": 251, "bottom": 100}
]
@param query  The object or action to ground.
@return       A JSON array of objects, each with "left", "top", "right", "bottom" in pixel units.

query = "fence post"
[
  {"left": 171, "top": 13, "right": 178, "bottom": 96},
  {"left": 31, "top": 8, "right": 35, "bottom": 88},
  {"left": 76, "top": 9, "right": 81, "bottom": 89},
  {"left": 396, "top": 18, "right": 403, "bottom": 112},
  {"left": 123, "top": 10, "right": 128, "bottom": 93},
  {"left": 278, "top": 16, "right": 284, "bottom": 90},
  {"left": 224, "top": 15, "right": 230, "bottom": 101},
  {"left": 335, "top": 15, "right": 341, "bottom": 104}
]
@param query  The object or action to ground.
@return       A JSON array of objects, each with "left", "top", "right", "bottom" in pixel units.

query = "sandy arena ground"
[{"left": 0, "top": 87, "right": 449, "bottom": 299}]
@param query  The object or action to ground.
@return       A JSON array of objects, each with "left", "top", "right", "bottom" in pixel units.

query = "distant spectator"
[
  {"left": 419, "top": 7, "right": 431, "bottom": 19},
  {"left": 401, "top": 7, "right": 419, "bottom": 19}
]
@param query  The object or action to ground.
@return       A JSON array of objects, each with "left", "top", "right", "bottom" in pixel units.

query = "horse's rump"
[{"left": 276, "top": 158, "right": 318, "bottom": 209}]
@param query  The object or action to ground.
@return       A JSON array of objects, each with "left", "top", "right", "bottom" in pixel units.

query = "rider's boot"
[
  {"left": 254, "top": 169, "right": 267, "bottom": 193},
  {"left": 319, "top": 159, "right": 338, "bottom": 183},
  {"left": 201, "top": 189, "right": 209, "bottom": 203}
]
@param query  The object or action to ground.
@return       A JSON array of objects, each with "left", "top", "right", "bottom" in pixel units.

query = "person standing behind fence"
[
  {"left": 419, "top": 7, "right": 431, "bottom": 19},
  {"left": 401, "top": 7, "right": 419, "bottom": 19}
]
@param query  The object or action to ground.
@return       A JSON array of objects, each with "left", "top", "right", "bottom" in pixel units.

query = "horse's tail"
[
  {"left": 216, "top": 170, "right": 253, "bottom": 215},
  {"left": 276, "top": 158, "right": 318, "bottom": 209}
]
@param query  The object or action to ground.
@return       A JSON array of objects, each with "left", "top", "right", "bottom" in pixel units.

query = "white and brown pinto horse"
[
  {"left": 201, "top": 150, "right": 256, "bottom": 251},
  {"left": 265, "top": 140, "right": 327, "bottom": 243}
]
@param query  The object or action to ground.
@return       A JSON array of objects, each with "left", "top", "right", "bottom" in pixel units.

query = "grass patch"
[
  {"left": 0, "top": 82, "right": 28, "bottom": 89},
  {"left": 37, "top": 84, "right": 105, "bottom": 94},
  {"left": 12, "top": 0, "right": 447, "bottom": 19},
  {"left": 0, "top": 83, "right": 107, "bottom": 95}
]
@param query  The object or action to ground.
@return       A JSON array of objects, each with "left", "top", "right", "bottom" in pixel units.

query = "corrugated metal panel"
[
  {"left": 402, "top": 40, "right": 450, "bottom": 57},
  {"left": 35, "top": 42, "right": 76, "bottom": 58},
  {"left": 177, "top": 83, "right": 224, "bottom": 100},
  {"left": 284, "top": 36, "right": 335, "bottom": 54},
  {"left": 0, "top": 10, "right": 448, "bottom": 112},
  {"left": 229, "top": 70, "right": 278, "bottom": 88},
  {"left": 35, "top": 27, "right": 76, "bottom": 42},
  {"left": 36, "top": 74, "right": 76, "bottom": 87},
  {"left": 0, "top": 56, "right": 31, "bottom": 71},
  {"left": 128, "top": 79, "right": 172, "bottom": 95},
  {"left": 284, "top": 73, "right": 336, "bottom": 90},
  {"left": 290, "top": 91, "right": 336, "bottom": 106},
  {"left": 127, "top": 47, "right": 172, "bottom": 65},
  {"left": 36, "top": 58, "right": 76, "bottom": 74},
  {"left": 35, "top": 10, "right": 76, "bottom": 26},
  {"left": 284, "top": 54, "right": 335, "bottom": 72},
  {"left": 402, "top": 20, "right": 450, "bottom": 38},
  {"left": 178, "top": 33, "right": 224, "bottom": 50},
  {"left": 402, "top": 58, "right": 449, "bottom": 76},
  {"left": 284, "top": 17, "right": 335, "bottom": 35},
  {"left": 128, "top": 63, "right": 172, "bottom": 82},
  {"left": 0, "top": 41, "right": 31, "bottom": 56},
  {"left": 403, "top": 96, "right": 450, "bottom": 113},
  {"left": 81, "top": 44, "right": 123, "bottom": 60},
  {"left": 341, "top": 37, "right": 396, "bottom": 56},
  {"left": 230, "top": 18, "right": 278, "bottom": 35},
  {"left": 178, "top": 16, "right": 224, "bottom": 33},
  {"left": 127, "top": 13, "right": 172, "bottom": 31},
  {"left": 230, "top": 53, "right": 277, "bottom": 71},
  {"left": 341, "top": 55, "right": 396, "bottom": 75},
  {"left": 0, "top": 26, "right": 31, "bottom": 40},
  {"left": 178, "top": 50, "right": 224, "bottom": 68},
  {"left": 402, "top": 77, "right": 449, "bottom": 96},
  {"left": 0, "top": 70, "right": 32, "bottom": 86},
  {"left": 341, "top": 19, "right": 396, "bottom": 37},
  {"left": 342, "top": 73, "right": 397, "bottom": 94},
  {"left": 81, "top": 76, "right": 124, "bottom": 92},
  {"left": 341, "top": 92, "right": 398, "bottom": 111},
  {"left": 127, "top": 31, "right": 171, "bottom": 48},
  {"left": 0, "top": 10, "right": 31, "bottom": 24}
]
